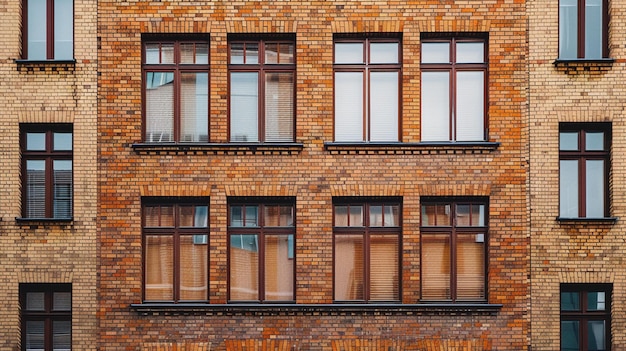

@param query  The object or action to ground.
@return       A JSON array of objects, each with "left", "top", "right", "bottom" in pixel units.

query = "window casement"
[
  {"left": 142, "top": 199, "right": 209, "bottom": 302},
  {"left": 228, "top": 198, "right": 295, "bottom": 302},
  {"left": 20, "top": 283, "right": 71, "bottom": 351},
  {"left": 22, "top": 0, "right": 74, "bottom": 60},
  {"left": 559, "top": 123, "right": 611, "bottom": 219},
  {"left": 333, "top": 198, "right": 401, "bottom": 302},
  {"left": 559, "top": 0, "right": 609, "bottom": 59},
  {"left": 561, "top": 284, "right": 612, "bottom": 351},
  {"left": 420, "top": 198, "right": 487, "bottom": 303},
  {"left": 20, "top": 124, "right": 73, "bottom": 220},
  {"left": 142, "top": 37, "right": 209, "bottom": 143},
  {"left": 420, "top": 35, "right": 488, "bottom": 142},
  {"left": 333, "top": 35, "right": 402, "bottom": 142},
  {"left": 228, "top": 35, "right": 296, "bottom": 143}
]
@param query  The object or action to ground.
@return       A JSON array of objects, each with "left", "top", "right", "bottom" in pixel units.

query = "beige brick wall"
[{"left": 0, "top": 0, "right": 97, "bottom": 349}]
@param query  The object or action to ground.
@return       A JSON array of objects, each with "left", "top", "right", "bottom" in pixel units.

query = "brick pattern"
[{"left": 99, "top": 1, "right": 528, "bottom": 350}]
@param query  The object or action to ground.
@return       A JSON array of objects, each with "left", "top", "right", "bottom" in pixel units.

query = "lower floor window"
[
  {"left": 20, "top": 283, "right": 72, "bottom": 351},
  {"left": 561, "top": 284, "right": 612, "bottom": 351}
]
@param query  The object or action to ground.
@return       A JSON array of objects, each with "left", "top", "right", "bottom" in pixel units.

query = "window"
[
  {"left": 143, "top": 37, "right": 209, "bottom": 143},
  {"left": 333, "top": 35, "right": 401, "bottom": 142},
  {"left": 143, "top": 199, "right": 209, "bottom": 302},
  {"left": 559, "top": 0, "right": 608, "bottom": 59},
  {"left": 22, "top": 0, "right": 73, "bottom": 60},
  {"left": 228, "top": 35, "right": 295, "bottom": 142},
  {"left": 420, "top": 198, "right": 487, "bottom": 302},
  {"left": 561, "top": 284, "right": 611, "bottom": 351},
  {"left": 228, "top": 198, "right": 295, "bottom": 302},
  {"left": 20, "top": 283, "right": 71, "bottom": 351},
  {"left": 333, "top": 198, "right": 401, "bottom": 302},
  {"left": 559, "top": 123, "right": 611, "bottom": 219},
  {"left": 21, "top": 125, "right": 73, "bottom": 219},
  {"left": 421, "top": 35, "right": 487, "bottom": 142}
]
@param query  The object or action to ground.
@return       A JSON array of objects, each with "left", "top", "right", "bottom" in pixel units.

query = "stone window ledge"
[
  {"left": 556, "top": 217, "right": 618, "bottom": 224},
  {"left": 324, "top": 142, "right": 500, "bottom": 155},
  {"left": 132, "top": 142, "right": 304, "bottom": 155}
]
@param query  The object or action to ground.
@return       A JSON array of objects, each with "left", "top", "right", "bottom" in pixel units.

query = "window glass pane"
[
  {"left": 230, "top": 206, "right": 243, "bottom": 227},
  {"left": 421, "top": 71, "right": 450, "bottom": 141},
  {"left": 586, "top": 160, "right": 605, "bottom": 217},
  {"left": 369, "top": 205, "right": 399, "bottom": 227},
  {"left": 456, "top": 42, "right": 484, "bottom": 63},
  {"left": 265, "top": 43, "right": 294, "bottom": 64},
  {"left": 195, "top": 43, "right": 209, "bottom": 64},
  {"left": 335, "top": 43, "right": 364, "bottom": 64},
  {"left": 421, "top": 204, "right": 451, "bottom": 226},
  {"left": 27, "top": 0, "right": 47, "bottom": 60},
  {"left": 179, "top": 235, "right": 208, "bottom": 300},
  {"left": 370, "top": 205, "right": 383, "bottom": 226},
  {"left": 26, "top": 292, "right": 45, "bottom": 311},
  {"left": 53, "top": 160, "right": 72, "bottom": 218},
  {"left": 180, "top": 72, "right": 209, "bottom": 142},
  {"left": 559, "top": 0, "right": 578, "bottom": 59},
  {"left": 264, "top": 234, "right": 294, "bottom": 301},
  {"left": 334, "top": 234, "right": 364, "bottom": 300},
  {"left": 54, "top": 0, "right": 73, "bottom": 60},
  {"left": 26, "top": 132, "right": 46, "bottom": 151},
  {"left": 161, "top": 43, "right": 175, "bottom": 64},
  {"left": 421, "top": 42, "right": 450, "bottom": 63},
  {"left": 587, "top": 321, "right": 606, "bottom": 351},
  {"left": 26, "top": 160, "right": 46, "bottom": 218},
  {"left": 144, "top": 206, "right": 160, "bottom": 227},
  {"left": 245, "top": 206, "right": 259, "bottom": 226},
  {"left": 456, "top": 71, "right": 485, "bottom": 141},
  {"left": 145, "top": 43, "right": 160, "bottom": 64},
  {"left": 53, "top": 320, "right": 72, "bottom": 350},
  {"left": 25, "top": 320, "right": 45, "bottom": 350},
  {"left": 145, "top": 71, "right": 174, "bottom": 142},
  {"left": 54, "top": 132, "right": 72, "bottom": 151},
  {"left": 561, "top": 321, "right": 580, "bottom": 351},
  {"left": 421, "top": 234, "right": 451, "bottom": 300},
  {"left": 561, "top": 291, "right": 580, "bottom": 310},
  {"left": 230, "top": 234, "right": 259, "bottom": 300},
  {"left": 160, "top": 205, "right": 174, "bottom": 226},
  {"left": 245, "top": 43, "right": 259, "bottom": 64},
  {"left": 560, "top": 132, "right": 579, "bottom": 150},
  {"left": 194, "top": 206, "right": 208, "bottom": 227},
  {"left": 588, "top": 291, "right": 606, "bottom": 310},
  {"left": 585, "top": 0, "right": 603, "bottom": 59},
  {"left": 456, "top": 204, "right": 485, "bottom": 226},
  {"left": 586, "top": 132, "right": 604, "bottom": 151},
  {"left": 385, "top": 205, "right": 400, "bottom": 226},
  {"left": 350, "top": 206, "right": 364, "bottom": 226},
  {"left": 144, "top": 235, "right": 174, "bottom": 300},
  {"left": 180, "top": 43, "right": 208, "bottom": 64},
  {"left": 265, "top": 72, "right": 294, "bottom": 142},
  {"left": 370, "top": 71, "right": 399, "bottom": 142},
  {"left": 456, "top": 234, "right": 485, "bottom": 300},
  {"left": 370, "top": 42, "right": 399, "bottom": 64},
  {"left": 334, "top": 206, "right": 348, "bottom": 226},
  {"left": 230, "top": 43, "right": 244, "bottom": 64},
  {"left": 230, "top": 72, "right": 259, "bottom": 142},
  {"left": 370, "top": 234, "right": 399, "bottom": 301},
  {"left": 265, "top": 205, "right": 293, "bottom": 227},
  {"left": 334, "top": 72, "right": 364, "bottom": 141},
  {"left": 560, "top": 160, "right": 579, "bottom": 217},
  {"left": 53, "top": 292, "right": 71, "bottom": 311}
]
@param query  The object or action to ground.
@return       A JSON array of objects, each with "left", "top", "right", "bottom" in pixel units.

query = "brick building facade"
[
  {"left": 0, "top": 0, "right": 98, "bottom": 349},
  {"left": 529, "top": 0, "right": 626, "bottom": 349}
]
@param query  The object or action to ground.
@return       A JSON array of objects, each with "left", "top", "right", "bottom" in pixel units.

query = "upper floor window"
[
  {"left": 420, "top": 198, "right": 487, "bottom": 302},
  {"left": 228, "top": 35, "right": 295, "bottom": 142},
  {"left": 559, "top": 123, "right": 611, "bottom": 219},
  {"left": 143, "top": 199, "right": 209, "bottom": 302},
  {"left": 143, "top": 37, "right": 209, "bottom": 143},
  {"left": 559, "top": 0, "right": 609, "bottom": 59},
  {"left": 21, "top": 124, "right": 72, "bottom": 219},
  {"left": 20, "top": 283, "right": 72, "bottom": 351},
  {"left": 561, "top": 284, "right": 611, "bottom": 351},
  {"left": 23, "top": 0, "right": 74, "bottom": 60},
  {"left": 333, "top": 35, "right": 401, "bottom": 142},
  {"left": 333, "top": 198, "right": 401, "bottom": 302},
  {"left": 228, "top": 198, "right": 295, "bottom": 302},
  {"left": 421, "top": 35, "right": 487, "bottom": 142}
]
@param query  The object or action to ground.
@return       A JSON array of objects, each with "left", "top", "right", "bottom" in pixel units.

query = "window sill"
[
  {"left": 324, "top": 141, "right": 500, "bottom": 155},
  {"left": 556, "top": 217, "right": 618, "bottom": 224},
  {"left": 553, "top": 58, "right": 614, "bottom": 74},
  {"left": 131, "top": 303, "right": 502, "bottom": 315},
  {"left": 132, "top": 142, "right": 304, "bottom": 155},
  {"left": 15, "top": 59, "right": 76, "bottom": 73}
]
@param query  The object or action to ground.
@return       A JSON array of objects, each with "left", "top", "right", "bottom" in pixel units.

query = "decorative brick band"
[
  {"left": 17, "top": 270, "right": 73, "bottom": 283},
  {"left": 415, "top": 19, "right": 491, "bottom": 33},
  {"left": 141, "top": 343, "right": 212, "bottom": 351},
  {"left": 140, "top": 20, "right": 211, "bottom": 34},
  {"left": 558, "top": 270, "right": 615, "bottom": 283},
  {"left": 331, "top": 20, "right": 403, "bottom": 33},
  {"left": 140, "top": 184, "right": 212, "bottom": 197},
  {"left": 330, "top": 184, "right": 403, "bottom": 197},
  {"left": 224, "top": 184, "right": 297, "bottom": 197},
  {"left": 225, "top": 20, "right": 299, "bottom": 33},
  {"left": 418, "top": 183, "right": 491, "bottom": 197},
  {"left": 18, "top": 110, "right": 74, "bottom": 123}
]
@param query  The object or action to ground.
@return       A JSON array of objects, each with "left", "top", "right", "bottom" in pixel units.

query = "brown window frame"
[
  {"left": 420, "top": 34, "right": 488, "bottom": 142},
  {"left": 20, "top": 124, "right": 73, "bottom": 220},
  {"left": 333, "top": 34, "right": 402, "bottom": 142},
  {"left": 420, "top": 197, "right": 488, "bottom": 303},
  {"left": 561, "top": 283, "right": 612, "bottom": 351},
  {"left": 20, "top": 283, "right": 72, "bottom": 351},
  {"left": 332, "top": 197, "right": 402, "bottom": 303},
  {"left": 142, "top": 198, "right": 210, "bottom": 303},
  {"left": 22, "top": 0, "right": 74, "bottom": 60},
  {"left": 559, "top": 123, "right": 611, "bottom": 219},
  {"left": 227, "top": 197, "right": 296, "bottom": 303},
  {"left": 142, "top": 36, "right": 210, "bottom": 143},
  {"left": 227, "top": 34, "right": 296, "bottom": 143},
  {"left": 558, "top": 0, "right": 609, "bottom": 59}
]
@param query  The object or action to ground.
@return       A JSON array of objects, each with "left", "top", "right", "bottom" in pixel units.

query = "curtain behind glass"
[
  {"left": 179, "top": 235, "right": 208, "bottom": 300},
  {"left": 456, "top": 71, "right": 485, "bottom": 141},
  {"left": 421, "top": 72, "right": 450, "bottom": 141},
  {"left": 421, "top": 234, "right": 451, "bottom": 300},
  {"left": 335, "top": 72, "right": 364, "bottom": 141},
  {"left": 146, "top": 72, "right": 174, "bottom": 142},
  {"left": 369, "top": 235, "right": 399, "bottom": 301},
  {"left": 265, "top": 72, "right": 294, "bottom": 142},
  {"left": 334, "top": 235, "right": 364, "bottom": 300},
  {"left": 264, "top": 234, "right": 294, "bottom": 301},
  {"left": 145, "top": 235, "right": 174, "bottom": 300},
  {"left": 180, "top": 73, "right": 209, "bottom": 142},
  {"left": 230, "top": 72, "right": 259, "bottom": 142},
  {"left": 370, "top": 72, "right": 399, "bottom": 142}
]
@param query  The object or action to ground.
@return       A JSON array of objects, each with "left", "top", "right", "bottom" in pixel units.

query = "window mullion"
[
  {"left": 46, "top": 0, "right": 54, "bottom": 60},
  {"left": 259, "top": 66, "right": 265, "bottom": 142}
]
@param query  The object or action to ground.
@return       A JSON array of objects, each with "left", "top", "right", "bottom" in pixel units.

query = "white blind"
[
  {"left": 180, "top": 72, "right": 209, "bottom": 142},
  {"left": 586, "top": 160, "right": 605, "bottom": 217},
  {"left": 26, "top": 160, "right": 46, "bottom": 218},
  {"left": 421, "top": 72, "right": 450, "bottom": 141},
  {"left": 146, "top": 72, "right": 174, "bottom": 142},
  {"left": 230, "top": 72, "right": 259, "bottom": 142},
  {"left": 53, "top": 160, "right": 72, "bottom": 218},
  {"left": 335, "top": 72, "right": 364, "bottom": 141},
  {"left": 369, "top": 235, "right": 399, "bottom": 301},
  {"left": 456, "top": 71, "right": 484, "bottom": 141},
  {"left": 265, "top": 72, "right": 294, "bottom": 142},
  {"left": 370, "top": 71, "right": 399, "bottom": 142}
]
